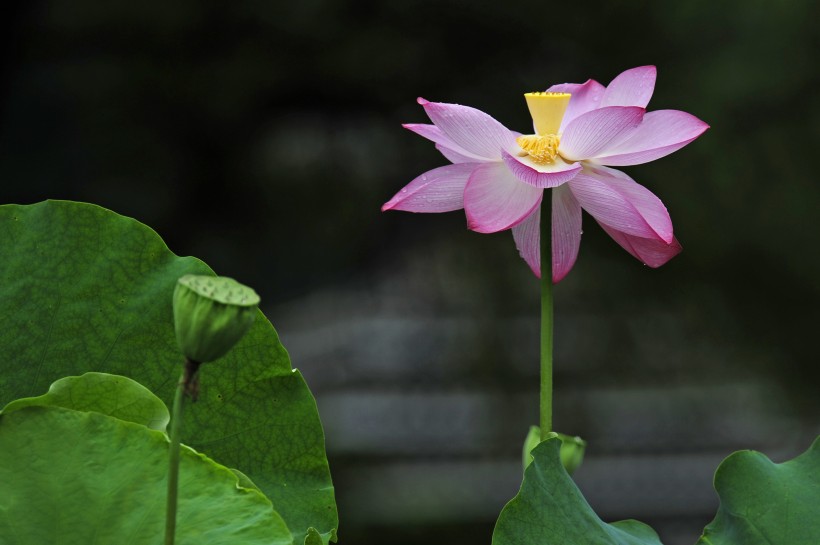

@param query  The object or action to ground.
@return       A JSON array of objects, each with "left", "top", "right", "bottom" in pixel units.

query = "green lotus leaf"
[
  {"left": 1, "top": 372, "right": 169, "bottom": 431},
  {"left": 304, "top": 527, "right": 326, "bottom": 545},
  {"left": 231, "top": 467, "right": 264, "bottom": 493},
  {"left": 493, "top": 436, "right": 661, "bottom": 545},
  {"left": 0, "top": 201, "right": 336, "bottom": 545},
  {"left": 697, "top": 436, "right": 820, "bottom": 545},
  {"left": 0, "top": 405, "right": 291, "bottom": 544}
]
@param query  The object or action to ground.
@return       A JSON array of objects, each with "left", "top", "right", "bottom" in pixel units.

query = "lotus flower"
[{"left": 382, "top": 66, "right": 708, "bottom": 282}]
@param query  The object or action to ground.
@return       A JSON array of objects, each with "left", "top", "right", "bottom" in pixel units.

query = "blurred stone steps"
[
  {"left": 317, "top": 384, "right": 799, "bottom": 457},
  {"left": 336, "top": 453, "right": 730, "bottom": 525}
]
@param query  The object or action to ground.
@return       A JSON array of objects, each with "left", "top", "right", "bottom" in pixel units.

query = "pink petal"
[
  {"left": 404, "top": 123, "right": 485, "bottom": 162},
  {"left": 568, "top": 168, "right": 673, "bottom": 243},
  {"left": 593, "top": 110, "right": 710, "bottom": 166},
  {"left": 418, "top": 98, "right": 518, "bottom": 161},
  {"left": 510, "top": 185, "right": 582, "bottom": 282},
  {"left": 511, "top": 207, "right": 541, "bottom": 277},
  {"left": 502, "top": 150, "right": 582, "bottom": 188},
  {"left": 598, "top": 222, "right": 682, "bottom": 267},
  {"left": 436, "top": 143, "right": 481, "bottom": 164},
  {"left": 382, "top": 163, "right": 478, "bottom": 213},
  {"left": 464, "top": 162, "right": 543, "bottom": 233},
  {"left": 600, "top": 66, "right": 657, "bottom": 108},
  {"left": 552, "top": 184, "right": 583, "bottom": 282},
  {"left": 559, "top": 106, "right": 645, "bottom": 161},
  {"left": 547, "top": 79, "right": 606, "bottom": 132}
]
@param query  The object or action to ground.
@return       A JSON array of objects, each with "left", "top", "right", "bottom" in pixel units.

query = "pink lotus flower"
[{"left": 382, "top": 66, "right": 709, "bottom": 282}]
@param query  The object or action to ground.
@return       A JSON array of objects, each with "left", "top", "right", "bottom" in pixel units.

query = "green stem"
[
  {"left": 539, "top": 190, "right": 554, "bottom": 441},
  {"left": 165, "top": 359, "right": 199, "bottom": 545}
]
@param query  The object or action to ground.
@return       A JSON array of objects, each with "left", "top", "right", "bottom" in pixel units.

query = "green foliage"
[
  {"left": 0, "top": 403, "right": 291, "bottom": 544},
  {"left": 697, "top": 437, "right": 820, "bottom": 545},
  {"left": 494, "top": 436, "right": 661, "bottom": 545},
  {"left": 304, "top": 527, "right": 327, "bottom": 545},
  {"left": 0, "top": 201, "right": 336, "bottom": 545},
  {"left": 502, "top": 434, "right": 820, "bottom": 545},
  {"left": 2, "top": 371, "right": 169, "bottom": 430}
]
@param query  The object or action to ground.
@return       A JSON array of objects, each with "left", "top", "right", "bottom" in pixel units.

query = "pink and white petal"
[
  {"left": 559, "top": 106, "right": 645, "bottom": 161},
  {"left": 403, "top": 123, "right": 452, "bottom": 146},
  {"left": 436, "top": 143, "right": 482, "bottom": 164},
  {"left": 464, "top": 162, "right": 543, "bottom": 233},
  {"left": 598, "top": 222, "right": 682, "bottom": 267},
  {"left": 502, "top": 151, "right": 582, "bottom": 188},
  {"left": 547, "top": 79, "right": 606, "bottom": 131},
  {"left": 511, "top": 207, "right": 541, "bottom": 277},
  {"left": 382, "top": 163, "right": 478, "bottom": 213},
  {"left": 592, "top": 110, "right": 710, "bottom": 166},
  {"left": 588, "top": 166, "right": 674, "bottom": 242},
  {"left": 404, "top": 123, "right": 486, "bottom": 162},
  {"left": 551, "top": 184, "right": 583, "bottom": 282},
  {"left": 600, "top": 66, "right": 657, "bottom": 108},
  {"left": 418, "top": 98, "right": 519, "bottom": 161},
  {"left": 510, "top": 185, "right": 582, "bottom": 282},
  {"left": 568, "top": 169, "right": 673, "bottom": 242}
]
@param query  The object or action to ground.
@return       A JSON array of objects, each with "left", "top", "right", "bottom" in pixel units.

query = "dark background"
[{"left": 2, "top": 2, "right": 818, "bottom": 544}]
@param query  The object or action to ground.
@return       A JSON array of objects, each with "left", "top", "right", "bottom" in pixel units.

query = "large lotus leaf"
[
  {"left": 1, "top": 372, "right": 169, "bottom": 430},
  {"left": 696, "top": 437, "right": 820, "bottom": 545},
  {"left": 493, "top": 436, "right": 662, "bottom": 545},
  {"left": 0, "top": 201, "right": 336, "bottom": 545},
  {"left": 0, "top": 405, "right": 291, "bottom": 544}
]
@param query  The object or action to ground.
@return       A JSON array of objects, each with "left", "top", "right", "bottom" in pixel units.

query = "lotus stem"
[
  {"left": 540, "top": 190, "right": 554, "bottom": 441},
  {"left": 164, "top": 358, "right": 200, "bottom": 545}
]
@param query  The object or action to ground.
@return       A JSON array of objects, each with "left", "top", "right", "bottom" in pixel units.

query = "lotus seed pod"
[{"left": 173, "top": 274, "right": 260, "bottom": 364}]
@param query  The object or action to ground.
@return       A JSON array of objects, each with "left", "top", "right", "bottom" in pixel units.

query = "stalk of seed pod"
[{"left": 164, "top": 274, "right": 260, "bottom": 545}]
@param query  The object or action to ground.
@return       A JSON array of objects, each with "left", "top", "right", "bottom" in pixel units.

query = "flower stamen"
[{"left": 516, "top": 134, "right": 561, "bottom": 164}]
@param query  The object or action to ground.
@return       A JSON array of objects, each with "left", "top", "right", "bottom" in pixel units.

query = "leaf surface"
[
  {"left": 2, "top": 371, "right": 169, "bottom": 430},
  {"left": 493, "top": 436, "right": 662, "bottom": 545},
  {"left": 0, "top": 405, "right": 292, "bottom": 545},
  {"left": 697, "top": 437, "right": 820, "bottom": 545}
]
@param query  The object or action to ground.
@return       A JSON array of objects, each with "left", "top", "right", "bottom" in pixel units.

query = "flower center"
[
  {"left": 516, "top": 134, "right": 561, "bottom": 164},
  {"left": 517, "top": 92, "right": 571, "bottom": 164}
]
